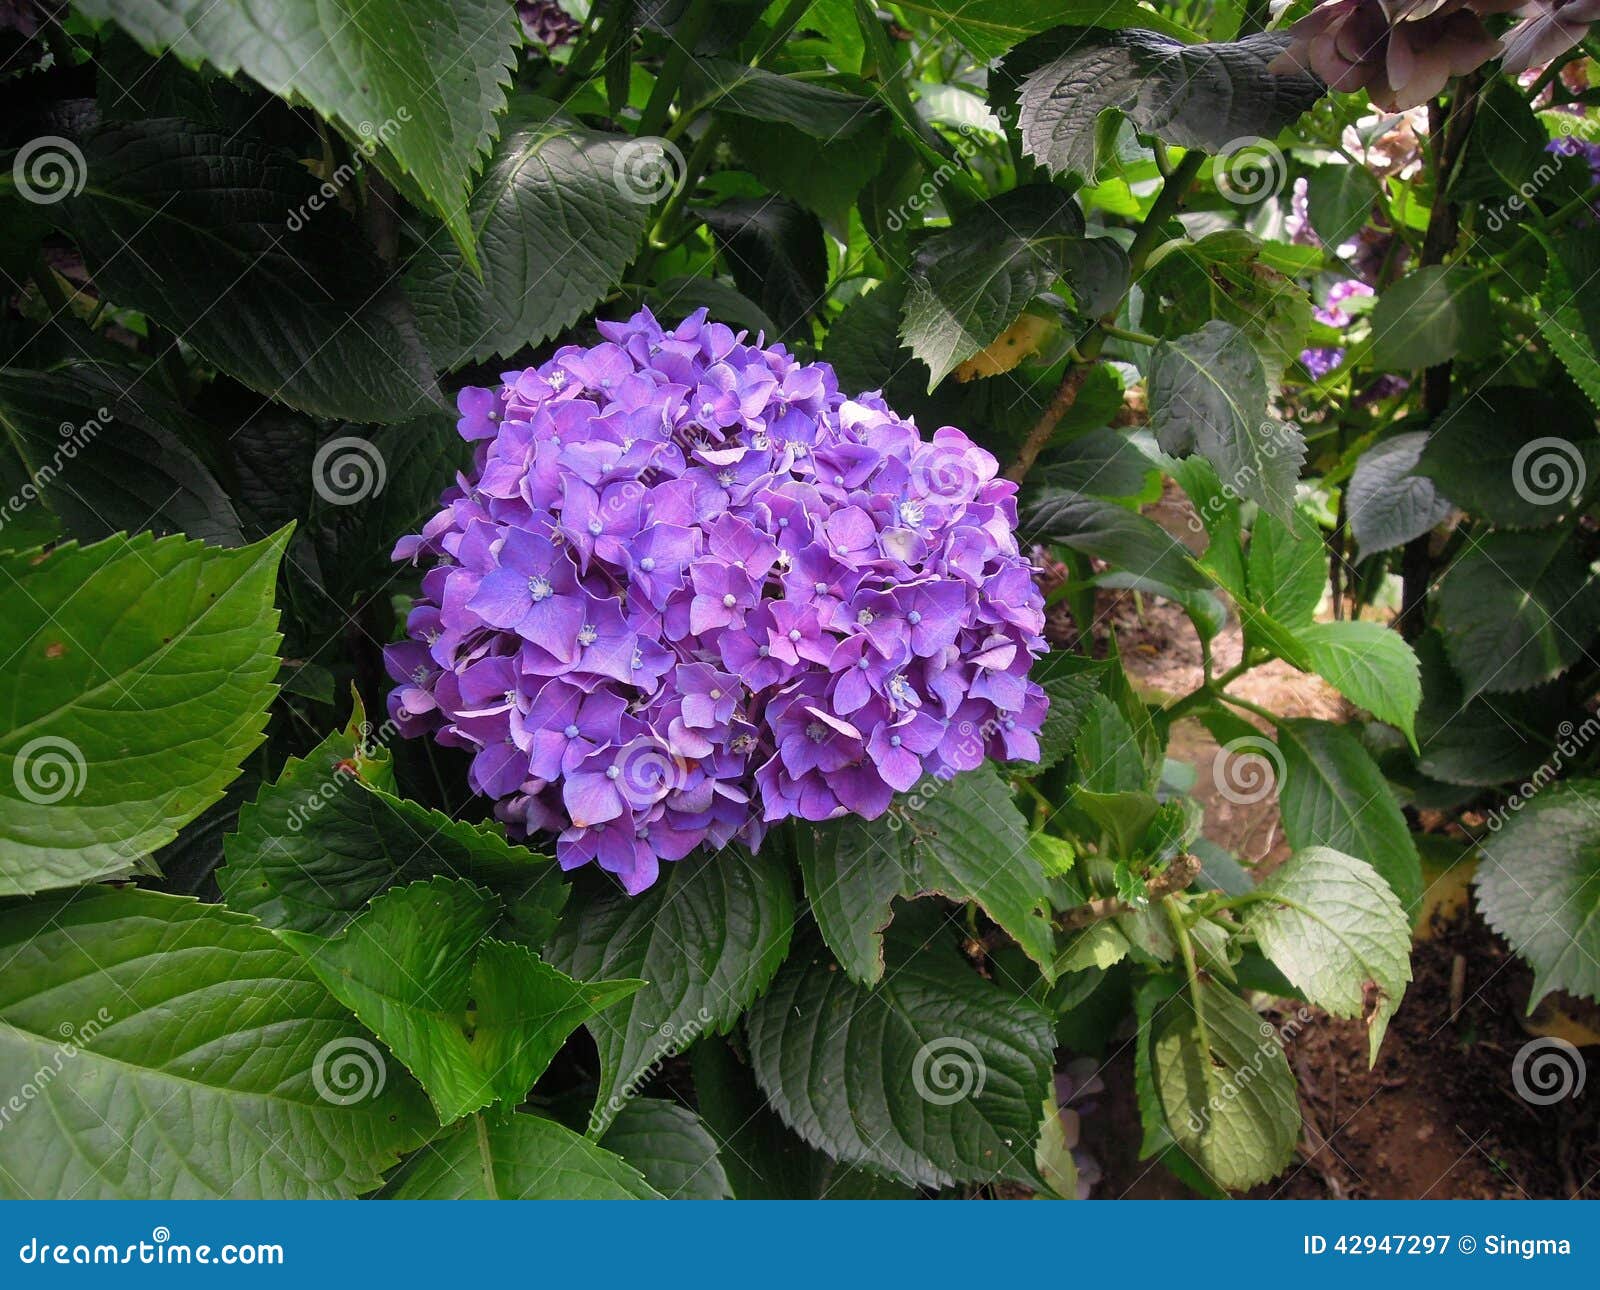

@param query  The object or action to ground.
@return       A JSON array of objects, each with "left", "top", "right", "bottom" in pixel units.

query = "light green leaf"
[
  {"left": 0, "top": 887, "right": 434, "bottom": 1198},
  {"left": 383, "top": 1113, "right": 660, "bottom": 1199},
  {"left": 404, "top": 102, "right": 653, "bottom": 370},
  {"left": 0, "top": 529, "right": 286, "bottom": 897},
  {"left": 745, "top": 933, "right": 1055, "bottom": 1189},
  {"left": 543, "top": 846, "right": 794, "bottom": 1134},
  {"left": 1246, "top": 509, "right": 1325, "bottom": 628},
  {"left": 75, "top": 0, "right": 519, "bottom": 262},
  {"left": 1152, "top": 977, "right": 1299, "bottom": 1191},
  {"left": 1476, "top": 781, "right": 1600, "bottom": 1007},
  {"left": 1245, "top": 847, "right": 1412, "bottom": 1063},
  {"left": 1294, "top": 620, "right": 1421, "bottom": 746},
  {"left": 282, "top": 877, "right": 639, "bottom": 1125},
  {"left": 895, "top": 0, "right": 1196, "bottom": 60}
]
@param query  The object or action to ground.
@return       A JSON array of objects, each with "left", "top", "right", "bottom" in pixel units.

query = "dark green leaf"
[
  {"left": 598, "top": 1098, "right": 733, "bottom": 1199},
  {"left": 698, "top": 198, "right": 826, "bottom": 339},
  {"left": 384, "top": 1113, "right": 660, "bottom": 1198},
  {"left": 1028, "top": 490, "right": 1213, "bottom": 591},
  {"left": 1370, "top": 266, "right": 1489, "bottom": 371},
  {"left": 1345, "top": 431, "right": 1452, "bottom": 561}
]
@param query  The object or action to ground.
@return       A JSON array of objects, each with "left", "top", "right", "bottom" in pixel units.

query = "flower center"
[
  {"left": 805, "top": 721, "right": 826, "bottom": 743},
  {"left": 577, "top": 623, "right": 598, "bottom": 647},
  {"left": 564, "top": 724, "right": 580, "bottom": 739},
  {"left": 527, "top": 575, "right": 553, "bottom": 601}
]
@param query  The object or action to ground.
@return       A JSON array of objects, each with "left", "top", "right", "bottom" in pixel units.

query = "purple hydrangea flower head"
[{"left": 387, "top": 308, "right": 1049, "bottom": 894}]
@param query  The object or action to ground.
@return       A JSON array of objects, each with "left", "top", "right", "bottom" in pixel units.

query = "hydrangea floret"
[{"left": 386, "top": 309, "right": 1048, "bottom": 894}]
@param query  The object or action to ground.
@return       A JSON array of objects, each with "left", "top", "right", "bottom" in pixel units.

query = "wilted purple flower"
[
  {"left": 387, "top": 308, "right": 1048, "bottom": 893},
  {"left": 1503, "top": 0, "right": 1600, "bottom": 73},
  {"left": 516, "top": 0, "right": 580, "bottom": 48}
]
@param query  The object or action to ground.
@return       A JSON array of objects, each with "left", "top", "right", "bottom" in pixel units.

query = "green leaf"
[
  {"left": 75, "top": 0, "right": 520, "bottom": 263},
  {"left": 1345, "top": 431, "right": 1452, "bottom": 561},
  {"left": 405, "top": 102, "right": 653, "bottom": 370},
  {"left": 543, "top": 846, "right": 795, "bottom": 1134},
  {"left": 1370, "top": 265, "right": 1489, "bottom": 370},
  {"left": 598, "top": 1098, "right": 733, "bottom": 1200},
  {"left": 1538, "top": 228, "right": 1600, "bottom": 410},
  {"left": 723, "top": 113, "right": 887, "bottom": 223},
  {"left": 1276, "top": 718, "right": 1424, "bottom": 916},
  {"left": 698, "top": 198, "right": 826, "bottom": 339},
  {"left": 219, "top": 715, "right": 561, "bottom": 940},
  {"left": 1139, "top": 230, "right": 1313, "bottom": 374},
  {"left": 1028, "top": 490, "right": 1213, "bottom": 591},
  {"left": 1151, "top": 976, "right": 1299, "bottom": 1191},
  {"left": 900, "top": 187, "right": 1089, "bottom": 389},
  {"left": 0, "top": 529, "right": 286, "bottom": 897},
  {"left": 1245, "top": 847, "right": 1412, "bottom": 1063},
  {"left": 745, "top": 933, "right": 1056, "bottom": 1188},
  {"left": 691, "top": 58, "right": 880, "bottom": 137},
  {"left": 1416, "top": 389, "right": 1599, "bottom": 529},
  {"left": 1002, "top": 29, "right": 1321, "bottom": 180},
  {"left": 895, "top": 1, "right": 1196, "bottom": 60},
  {"left": 1306, "top": 163, "right": 1382, "bottom": 248},
  {"left": 1032, "top": 650, "right": 1107, "bottom": 771},
  {"left": 1148, "top": 321, "right": 1304, "bottom": 524},
  {"left": 1413, "top": 631, "right": 1560, "bottom": 788},
  {"left": 800, "top": 765, "right": 1056, "bottom": 985},
  {"left": 53, "top": 120, "right": 438, "bottom": 422},
  {"left": 384, "top": 1113, "right": 660, "bottom": 1199},
  {"left": 1435, "top": 528, "right": 1600, "bottom": 695},
  {"left": 283, "top": 878, "right": 640, "bottom": 1124},
  {"left": 0, "top": 887, "right": 433, "bottom": 1198},
  {"left": 1476, "top": 781, "right": 1600, "bottom": 1007},
  {"left": 1293, "top": 621, "right": 1421, "bottom": 745},
  {"left": 1246, "top": 509, "right": 1325, "bottom": 628},
  {"left": 0, "top": 364, "right": 240, "bottom": 546}
]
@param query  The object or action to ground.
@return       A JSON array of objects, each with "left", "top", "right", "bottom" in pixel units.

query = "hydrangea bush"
[
  {"left": 386, "top": 309, "right": 1046, "bottom": 891},
  {"left": 5, "top": 0, "right": 1599, "bottom": 1205}
]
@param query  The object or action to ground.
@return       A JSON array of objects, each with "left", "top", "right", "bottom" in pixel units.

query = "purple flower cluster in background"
[
  {"left": 386, "top": 308, "right": 1048, "bottom": 893},
  {"left": 1301, "top": 278, "right": 1374, "bottom": 379}
]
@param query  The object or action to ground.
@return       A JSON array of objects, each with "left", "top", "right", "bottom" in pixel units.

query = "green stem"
[
  {"left": 1164, "top": 898, "right": 1219, "bottom": 1101},
  {"left": 1099, "top": 322, "right": 1158, "bottom": 347},
  {"left": 1124, "top": 150, "right": 1205, "bottom": 281},
  {"left": 1162, "top": 659, "right": 1253, "bottom": 723},
  {"left": 636, "top": 0, "right": 715, "bottom": 139},
  {"left": 754, "top": 0, "right": 813, "bottom": 64},
  {"left": 1216, "top": 690, "right": 1279, "bottom": 725}
]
